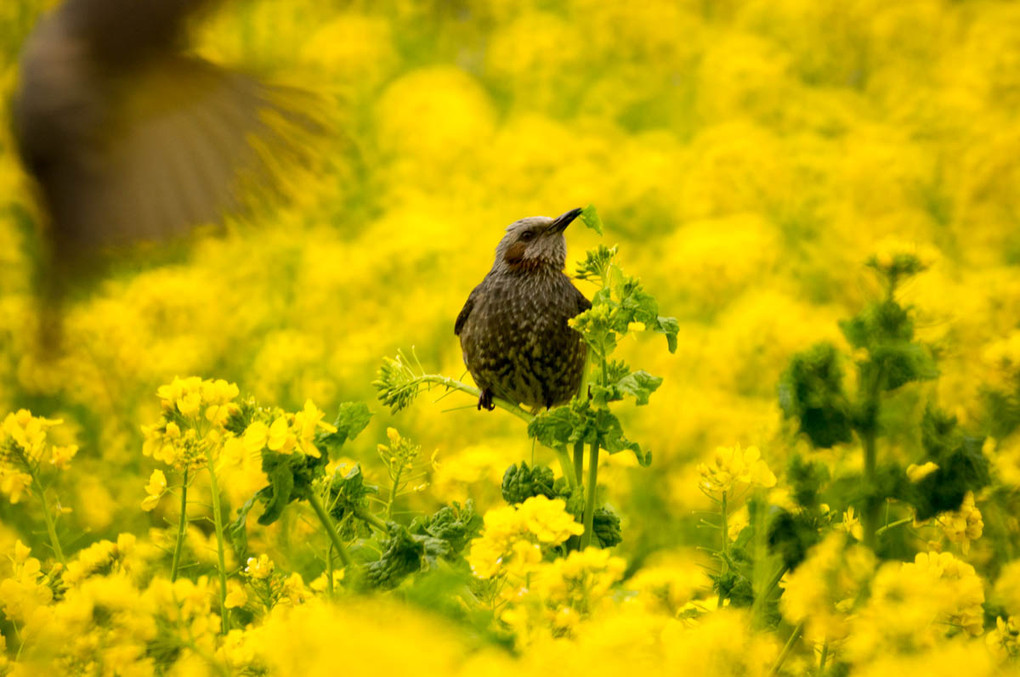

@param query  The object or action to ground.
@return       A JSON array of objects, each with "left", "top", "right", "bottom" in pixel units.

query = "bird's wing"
[
  {"left": 19, "top": 55, "right": 325, "bottom": 253},
  {"left": 455, "top": 285, "right": 481, "bottom": 336},
  {"left": 13, "top": 0, "right": 329, "bottom": 256}
]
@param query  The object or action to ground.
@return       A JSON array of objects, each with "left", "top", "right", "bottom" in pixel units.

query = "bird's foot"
[{"left": 477, "top": 389, "right": 496, "bottom": 411}]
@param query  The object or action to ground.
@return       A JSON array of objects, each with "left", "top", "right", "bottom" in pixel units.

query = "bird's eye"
[{"left": 520, "top": 230, "right": 535, "bottom": 242}]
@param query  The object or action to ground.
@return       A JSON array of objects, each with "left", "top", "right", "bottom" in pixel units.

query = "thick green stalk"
[
  {"left": 170, "top": 469, "right": 189, "bottom": 582},
  {"left": 308, "top": 491, "right": 355, "bottom": 569},
  {"left": 860, "top": 368, "right": 883, "bottom": 550},
  {"left": 580, "top": 441, "right": 600, "bottom": 549},
  {"left": 205, "top": 457, "right": 230, "bottom": 634},
  {"left": 354, "top": 506, "right": 389, "bottom": 532}
]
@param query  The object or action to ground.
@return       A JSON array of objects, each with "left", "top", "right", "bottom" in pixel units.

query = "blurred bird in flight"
[{"left": 11, "top": 0, "right": 325, "bottom": 350}]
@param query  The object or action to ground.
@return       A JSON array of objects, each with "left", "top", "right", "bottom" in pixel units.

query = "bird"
[
  {"left": 455, "top": 208, "right": 592, "bottom": 411},
  {"left": 11, "top": 0, "right": 325, "bottom": 350}
]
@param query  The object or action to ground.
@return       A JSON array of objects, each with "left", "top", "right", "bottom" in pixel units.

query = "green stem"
[
  {"left": 205, "top": 456, "right": 230, "bottom": 634},
  {"left": 170, "top": 469, "right": 189, "bottom": 582},
  {"left": 15, "top": 445, "right": 65, "bottom": 565},
  {"left": 354, "top": 506, "right": 389, "bottom": 533},
  {"left": 720, "top": 491, "right": 729, "bottom": 559},
  {"left": 387, "top": 465, "right": 403, "bottom": 521},
  {"left": 770, "top": 622, "right": 804, "bottom": 676},
  {"left": 326, "top": 544, "right": 335, "bottom": 598},
  {"left": 860, "top": 364, "right": 884, "bottom": 551},
  {"left": 573, "top": 439, "right": 585, "bottom": 490},
  {"left": 818, "top": 640, "right": 829, "bottom": 674},
  {"left": 36, "top": 485, "right": 65, "bottom": 565},
  {"left": 307, "top": 491, "right": 355, "bottom": 569},
  {"left": 862, "top": 427, "right": 879, "bottom": 550},
  {"left": 875, "top": 517, "right": 913, "bottom": 536},
  {"left": 580, "top": 441, "right": 600, "bottom": 550}
]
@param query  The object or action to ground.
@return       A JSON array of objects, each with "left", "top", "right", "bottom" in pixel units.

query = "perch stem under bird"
[
  {"left": 455, "top": 207, "right": 591, "bottom": 412},
  {"left": 12, "top": 0, "right": 329, "bottom": 353}
]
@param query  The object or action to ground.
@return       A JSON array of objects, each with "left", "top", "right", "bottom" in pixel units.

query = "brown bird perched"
[
  {"left": 455, "top": 208, "right": 591, "bottom": 411},
  {"left": 11, "top": 0, "right": 324, "bottom": 348}
]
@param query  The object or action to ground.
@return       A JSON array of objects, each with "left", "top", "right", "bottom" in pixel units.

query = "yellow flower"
[
  {"left": 907, "top": 461, "right": 939, "bottom": 482},
  {"left": 141, "top": 469, "right": 167, "bottom": 512},
  {"left": 518, "top": 495, "right": 585, "bottom": 544},
  {"left": 243, "top": 421, "right": 270, "bottom": 453},
  {"left": 698, "top": 444, "right": 777, "bottom": 496},
  {"left": 245, "top": 555, "right": 274, "bottom": 580},
  {"left": 225, "top": 580, "right": 248, "bottom": 609},
  {"left": 936, "top": 491, "right": 984, "bottom": 555},
  {"left": 467, "top": 496, "right": 582, "bottom": 580},
  {"left": 838, "top": 506, "right": 864, "bottom": 541},
  {"left": 267, "top": 417, "right": 296, "bottom": 454},
  {"left": 292, "top": 400, "right": 334, "bottom": 458}
]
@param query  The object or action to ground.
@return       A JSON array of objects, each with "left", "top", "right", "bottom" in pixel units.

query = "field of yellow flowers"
[{"left": 2, "top": 0, "right": 1020, "bottom": 674}]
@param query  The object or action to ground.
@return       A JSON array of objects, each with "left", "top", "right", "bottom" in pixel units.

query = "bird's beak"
[{"left": 550, "top": 207, "right": 583, "bottom": 233}]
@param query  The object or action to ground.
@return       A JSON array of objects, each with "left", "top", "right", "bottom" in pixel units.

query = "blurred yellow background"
[{"left": 1, "top": 0, "right": 1019, "bottom": 563}]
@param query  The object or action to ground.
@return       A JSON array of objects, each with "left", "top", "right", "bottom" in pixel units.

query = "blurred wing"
[{"left": 43, "top": 56, "right": 325, "bottom": 251}]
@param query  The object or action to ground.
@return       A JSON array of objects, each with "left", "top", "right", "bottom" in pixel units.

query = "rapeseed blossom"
[
  {"left": 1, "top": 0, "right": 1019, "bottom": 674},
  {"left": 698, "top": 444, "right": 777, "bottom": 496}
]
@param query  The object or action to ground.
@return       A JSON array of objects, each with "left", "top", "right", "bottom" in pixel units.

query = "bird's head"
[{"left": 493, "top": 207, "right": 582, "bottom": 273}]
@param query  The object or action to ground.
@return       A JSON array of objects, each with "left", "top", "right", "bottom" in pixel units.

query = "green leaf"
[
  {"left": 409, "top": 501, "right": 482, "bottom": 556},
  {"left": 593, "top": 506, "right": 622, "bottom": 547},
  {"left": 501, "top": 463, "right": 557, "bottom": 504},
  {"left": 580, "top": 204, "right": 604, "bottom": 235},
  {"left": 328, "top": 465, "right": 378, "bottom": 523},
  {"left": 616, "top": 371, "right": 663, "bottom": 406},
  {"left": 365, "top": 525, "right": 426, "bottom": 590},
  {"left": 767, "top": 509, "right": 822, "bottom": 571},
  {"left": 778, "top": 342, "right": 854, "bottom": 448},
  {"left": 909, "top": 407, "right": 991, "bottom": 520},
  {"left": 258, "top": 461, "right": 296, "bottom": 526},
  {"left": 318, "top": 402, "right": 372, "bottom": 456}
]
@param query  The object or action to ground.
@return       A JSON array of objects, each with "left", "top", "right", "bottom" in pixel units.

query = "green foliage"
[
  {"left": 767, "top": 509, "right": 823, "bottom": 571},
  {"left": 786, "top": 453, "right": 830, "bottom": 510},
  {"left": 408, "top": 501, "right": 482, "bottom": 556},
  {"left": 501, "top": 463, "right": 556, "bottom": 504},
  {"left": 840, "top": 300, "right": 937, "bottom": 393},
  {"left": 366, "top": 525, "right": 430, "bottom": 590},
  {"left": 580, "top": 204, "right": 604, "bottom": 235},
  {"left": 327, "top": 465, "right": 378, "bottom": 524},
  {"left": 778, "top": 343, "right": 853, "bottom": 448},
  {"left": 908, "top": 407, "right": 991, "bottom": 520},
  {"left": 368, "top": 502, "right": 483, "bottom": 590},
  {"left": 528, "top": 399, "right": 650, "bottom": 466},
  {"left": 230, "top": 403, "right": 371, "bottom": 557},
  {"left": 592, "top": 506, "right": 623, "bottom": 548},
  {"left": 318, "top": 402, "right": 372, "bottom": 457}
]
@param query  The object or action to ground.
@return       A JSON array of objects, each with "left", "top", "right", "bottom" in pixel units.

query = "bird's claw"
[{"left": 477, "top": 389, "right": 496, "bottom": 411}]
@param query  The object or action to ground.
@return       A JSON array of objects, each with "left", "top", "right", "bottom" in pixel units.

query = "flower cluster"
[
  {"left": 697, "top": 444, "right": 777, "bottom": 497},
  {"left": 468, "top": 496, "right": 584, "bottom": 579},
  {"left": 142, "top": 377, "right": 240, "bottom": 471},
  {"left": 0, "top": 410, "right": 77, "bottom": 503},
  {"left": 243, "top": 399, "right": 336, "bottom": 460}
]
